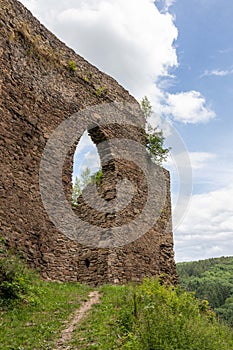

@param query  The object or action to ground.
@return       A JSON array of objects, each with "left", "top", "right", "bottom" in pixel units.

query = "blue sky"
[
  {"left": 168, "top": 0, "right": 233, "bottom": 153},
  {"left": 19, "top": 0, "right": 233, "bottom": 262}
]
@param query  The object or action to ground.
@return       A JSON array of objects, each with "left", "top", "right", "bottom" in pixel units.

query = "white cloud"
[
  {"left": 154, "top": 0, "right": 176, "bottom": 12},
  {"left": 80, "top": 151, "right": 101, "bottom": 173},
  {"left": 166, "top": 151, "right": 216, "bottom": 170},
  {"left": 54, "top": 0, "right": 178, "bottom": 100},
  {"left": 19, "top": 1, "right": 177, "bottom": 106},
  {"left": 19, "top": 0, "right": 216, "bottom": 125},
  {"left": 74, "top": 131, "right": 94, "bottom": 154},
  {"left": 167, "top": 150, "right": 233, "bottom": 261},
  {"left": 188, "top": 152, "right": 216, "bottom": 170},
  {"left": 201, "top": 68, "right": 233, "bottom": 77},
  {"left": 175, "top": 184, "right": 233, "bottom": 261},
  {"left": 165, "top": 152, "right": 217, "bottom": 230},
  {"left": 19, "top": 0, "right": 178, "bottom": 98},
  {"left": 163, "top": 91, "right": 216, "bottom": 123},
  {"left": 163, "top": 0, "right": 176, "bottom": 11},
  {"left": 189, "top": 152, "right": 233, "bottom": 193},
  {"left": 219, "top": 48, "right": 233, "bottom": 54}
]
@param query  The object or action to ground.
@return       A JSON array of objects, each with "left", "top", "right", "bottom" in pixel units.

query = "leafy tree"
[
  {"left": 216, "top": 297, "right": 233, "bottom": 326},
  {"left": 72, "top": 167, "right": 103, "bottom": 205},
  {"left": 80, "top": 167, "right": 92, "bottom": 187},
  {"left": 72, "top": 176, "right": 82, "bottom": 205},
  {"left": 141, "top": 96, "right": 153, "bottom": 119},
  {"left": 141, "top": 96, "right": 170, "bottom": 165},
  {"left": 91, "top": 169, "right": 103, "bottom": 185}
]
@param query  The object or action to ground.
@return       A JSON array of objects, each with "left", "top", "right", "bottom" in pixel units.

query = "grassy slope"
[
  {"left": 69, "top": 279, "right": 233, "bottom": 350},
  {"left": 0, "top": 238, "right": 91, "bottom": 349},
  {"left": 0, "top": 280, "right": 91, "bottom": 350},
  {"left": 1, "top": 278, "right": 233, "bottom": 350},
  {"left": 1, "top": 253, "right": 233, "bottom": 349}
]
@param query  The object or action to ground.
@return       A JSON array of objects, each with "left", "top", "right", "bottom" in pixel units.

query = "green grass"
[
  {"left": 1, "top": 250, "right": 232, "bottom": 350},
  {"left": 68, "top": 279, "right": 233, "bottom": 350},
  {"left": 0, "top": 279, "right": 91, "bottom": 350},
  {"left": 69, "top": 284, "right": 126, "bottom": 349}
]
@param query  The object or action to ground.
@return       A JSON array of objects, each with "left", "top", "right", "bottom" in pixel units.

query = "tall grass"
[{"left": 70, "top": 278, "right": 233, "bottom": 349}]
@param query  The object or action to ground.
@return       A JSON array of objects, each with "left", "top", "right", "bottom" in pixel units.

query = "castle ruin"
[{"left": 0, "top": 0, "right": 177, "bottom": 285}]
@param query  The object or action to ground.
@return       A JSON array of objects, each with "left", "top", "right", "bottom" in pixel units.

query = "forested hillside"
[{"left": 177, "top": 256, "right": 233, "bottom": 326}]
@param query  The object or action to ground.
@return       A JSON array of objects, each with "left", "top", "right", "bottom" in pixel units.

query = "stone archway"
[{"left": 0, "top": 0, "right": 177, "bottom": 285}]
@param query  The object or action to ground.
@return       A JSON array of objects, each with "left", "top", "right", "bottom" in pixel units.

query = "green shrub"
[
  {"left": 72, "top": 278, "right": 233, "bottom": 349},
  {"left": 82, "top": 75, "right": 90, "bottom": 83},
  {"left": 68, "top": 60, "right": 77, "bottom": 72},
  {"left": 141, "top": 96, "right": 170, "bottom": 165},
  {"left": 94, "top": 86, "right": 108, "bottom": 97},
  {"left": 0, "top": 255, "right": 40, "bottom": 307},
  {"left": 91, "top": 169, "right": 103, "bottom": 185},
  {"left": 120, "top": 279, "right": 232, "bottom": 349}
]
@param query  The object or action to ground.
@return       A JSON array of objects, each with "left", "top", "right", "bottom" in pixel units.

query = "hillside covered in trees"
[{"left": 177, "top": 256, "right": 233, "bottom": 326}]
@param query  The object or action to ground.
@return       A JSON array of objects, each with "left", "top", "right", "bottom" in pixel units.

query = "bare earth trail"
[{"left": 54, "top": 291, "right": 100, "bottom": 350}]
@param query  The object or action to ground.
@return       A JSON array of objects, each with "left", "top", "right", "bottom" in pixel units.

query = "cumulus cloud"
[
  {"left": 20, "top": 0, "right": 178, "bottom": 98},
  {"left": 188, "top": 152, "right": 233, "bottom": 193},
  {"left": 175, "top": 185, "right": 233, "bottom": 261},
  {"left": 74, "top": 131, "right": 93, "bottom": 154},
  {"left": 163, "top": 91, "right": 216, "bottom": 123},
  {"left": 19, "top": 0, "right": 216, "bottom": 125},
  {"left": 154, "top": 0, "right": 176, "bottom": 12},
  {"left": 80, "top": 151, "right": 101, "bottom": 173},
  {"left": 55, "top": 0, "right": 178, "bottom": 100},
  {"left": 165, "top": 152, "right": 216, "bottom": 208},
  {"left": 19, "top": 0, "right": 178, "bottom": 105},
  {"left": 166, "top": 151, "right": 216, "bottom": 171},
  {"left": 188, "top": 152, "right": 216, "bottom": 170}
]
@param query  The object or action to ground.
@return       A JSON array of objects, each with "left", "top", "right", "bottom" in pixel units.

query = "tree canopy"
[{"left": 177, "top": 256, "right": 233, "bottom": 326}]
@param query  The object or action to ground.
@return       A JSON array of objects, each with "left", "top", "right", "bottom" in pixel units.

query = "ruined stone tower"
[{"left": 0, "top": 0, "right": 177, "bottom": 285}]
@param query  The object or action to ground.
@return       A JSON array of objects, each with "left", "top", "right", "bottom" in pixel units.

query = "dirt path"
[{"left": 54, "top": 291, "right": 100, "bottom": 350}]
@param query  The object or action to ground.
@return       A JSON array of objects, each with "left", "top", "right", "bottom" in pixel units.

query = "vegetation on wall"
[
  {"left": 72, "top": 97, "right": 169, "bottom": 205},
  {"left": 177, "top": 256, "right": 233, "bottom": 327},
  {"left": 68, "top": 60, "right": 77, "bottom": 72},
  {"left": 94, "top": 86, "right": 108, "bottom": 97},
  {"left": 141, "top": 96, "right": 170, "bottom": 165}
]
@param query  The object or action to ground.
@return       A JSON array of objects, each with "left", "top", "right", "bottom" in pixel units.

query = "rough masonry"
[{"left": 0, "top": 0, "right": 177, "bottom": 285}]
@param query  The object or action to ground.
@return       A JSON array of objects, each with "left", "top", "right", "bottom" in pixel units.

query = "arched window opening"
[{"left": 72, "top": 131, "right": 102, "bottom": 205}]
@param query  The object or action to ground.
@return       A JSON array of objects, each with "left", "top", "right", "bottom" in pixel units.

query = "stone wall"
[{"left": 0, "top": 0, "right": 177, "bottom": 285}]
